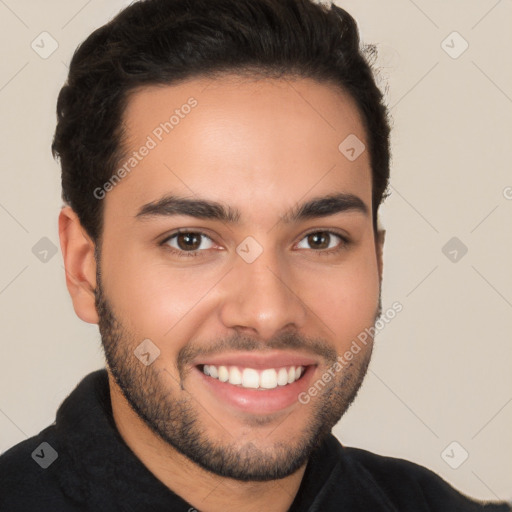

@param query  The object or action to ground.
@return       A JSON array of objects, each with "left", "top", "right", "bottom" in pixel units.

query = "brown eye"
[
  {"left": 296, "top": 231, "right": 347, "bottom": 253},
  {"left": 307, "top": 232, "right": 330, "bottom": 249},
  {"left": 176, "top": 232, "right": 202, "bottom": 251},
  {"left": 163, "top": 231, "right": 215, "bottom": 254}
]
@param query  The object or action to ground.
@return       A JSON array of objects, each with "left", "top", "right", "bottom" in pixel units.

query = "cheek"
[
  {"left": 103, "top": 247, "right": 220, "bottom": 341},
  {"left": 297, "top": 250, "right": 380, "bottom": 343}
]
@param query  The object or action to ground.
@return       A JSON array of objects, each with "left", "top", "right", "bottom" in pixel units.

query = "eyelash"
[{"left": 160, "top": 229, "right": 351, "bottom": 259}]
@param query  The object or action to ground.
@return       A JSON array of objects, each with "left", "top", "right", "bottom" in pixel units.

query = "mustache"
[{"left": 177, "top": 330, "right": 338, "bottom": 373}]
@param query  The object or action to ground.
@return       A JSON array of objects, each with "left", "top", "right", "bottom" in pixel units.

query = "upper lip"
[{"left": 193, "top": 351, "right": 318, "bottom": 369}]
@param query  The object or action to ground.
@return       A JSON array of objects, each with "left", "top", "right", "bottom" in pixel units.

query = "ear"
[
  {"left": 58, "top": 206, "right": 99, "bottom": 324},
  {"left": 375, "top": 227, "right": 385, "bottom": 283}
]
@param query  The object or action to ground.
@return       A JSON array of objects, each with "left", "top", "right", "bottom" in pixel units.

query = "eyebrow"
[{"left": 135, "top": 192, "right": 368, "bottom": 224}]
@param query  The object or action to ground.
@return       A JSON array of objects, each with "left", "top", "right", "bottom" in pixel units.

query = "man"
[{"left": 0, "top": 0, "right": 509, "bottom": 510}]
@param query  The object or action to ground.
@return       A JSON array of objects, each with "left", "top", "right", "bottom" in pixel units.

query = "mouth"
[
  {"left": 200, "top": 364, "right": 305, "bottom": 390},
  {"left": 191, "top": 352, "right": 318, "bottom": 415}
]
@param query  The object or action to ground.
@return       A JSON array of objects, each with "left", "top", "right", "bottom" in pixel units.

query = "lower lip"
[{"left": 196, "top": 366, "right": 316, "bottom": 415}]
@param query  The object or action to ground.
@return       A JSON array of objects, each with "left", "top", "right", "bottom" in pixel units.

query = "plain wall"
[{"left": 0, "top": 0, "right": 510, "bottom": 502}]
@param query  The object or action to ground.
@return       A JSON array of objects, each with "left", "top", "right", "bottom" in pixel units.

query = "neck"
[{"left": 108, "top": 373, "right": 306, "bottom": 512}]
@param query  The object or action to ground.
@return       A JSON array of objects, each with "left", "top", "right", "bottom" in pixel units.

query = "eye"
[
  {"left": 160, "top": 229, "right": 349, "bottom": 259},
  {"left": 296, "top": 230, "right": 348, "bottom": 253},
  {"left": 161, "top": 231, "right": 215, "bottom": 257}
]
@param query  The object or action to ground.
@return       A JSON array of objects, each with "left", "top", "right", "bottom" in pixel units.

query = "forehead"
[{"left": 106, "top": 75, "right": 372, "bottom": 222}]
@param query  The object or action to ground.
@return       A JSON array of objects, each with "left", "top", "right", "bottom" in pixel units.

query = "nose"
[{"left": 218, "top": 246, "right": 308, "bottom": 340}]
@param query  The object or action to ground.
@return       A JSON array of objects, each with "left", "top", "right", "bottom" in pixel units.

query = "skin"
[{"left": 59, "top": 75, "right": 385, "bottom": 512}]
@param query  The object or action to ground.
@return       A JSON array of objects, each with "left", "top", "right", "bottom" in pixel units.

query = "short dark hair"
[{"left": 52, "top": 0, "right": 390, "bottom": 244}]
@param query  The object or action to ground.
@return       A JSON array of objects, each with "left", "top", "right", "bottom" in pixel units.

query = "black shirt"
[{"left": 0, "top": 369, "right": 509, "bottom": 511}]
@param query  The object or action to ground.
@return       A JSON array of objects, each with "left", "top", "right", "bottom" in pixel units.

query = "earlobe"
[{"left": 58, "top": 206, "right": 99, "bottom": 324}]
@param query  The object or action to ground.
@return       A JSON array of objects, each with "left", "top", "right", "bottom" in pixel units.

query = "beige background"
[{"left": 0, "top": 0, "right": 511, "bottom": 502}]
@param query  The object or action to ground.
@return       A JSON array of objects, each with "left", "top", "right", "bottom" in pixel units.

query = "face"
[{"left": 94, "top": 75, "right": 382, "bottom": 481}]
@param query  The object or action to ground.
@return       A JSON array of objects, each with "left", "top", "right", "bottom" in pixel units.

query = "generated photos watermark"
[
  {"left": 298, "top": 301, "right": 403, "bottom": 405},
  {"left": 93, "top": 97, "right": 198, "bottom": 200}
]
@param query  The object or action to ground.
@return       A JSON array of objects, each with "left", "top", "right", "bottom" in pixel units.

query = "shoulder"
[
  {"left": 0, "top": 426, "right": 78, "bottom": 511},
  {"left": 342, "top": 445, "right": 511, "bottom": 511}
]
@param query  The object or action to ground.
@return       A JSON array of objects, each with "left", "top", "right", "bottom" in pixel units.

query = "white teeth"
[
  {"left": 260, "top": 369, "right": 278, "bottom": 389},
  {"left": 202, "top": 364, "right": 305, "bottom": 389},
  {"left": 242, "top": 368, "right": 260, "bottom": 389},
  {"left": 277, "top": 367, "right": 288, "bottom": 386},
  {"left": 218, "top": 366, "right": 229, "bottom": 382},
  {"left": 228, "top": 366, "right": 242, "bottom": 385}
]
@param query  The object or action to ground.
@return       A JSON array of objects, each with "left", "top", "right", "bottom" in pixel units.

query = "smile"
[
  {"left": 193, "top": 352, "right": 317, "bottom": 414},
  {"left": 202, "top": 364, "right": 305, "bottom": 390}
]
